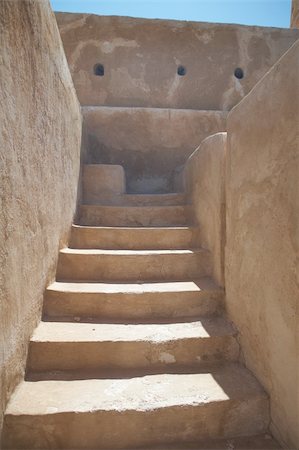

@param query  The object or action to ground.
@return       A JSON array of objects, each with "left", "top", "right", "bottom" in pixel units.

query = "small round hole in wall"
[
  {"left": 177, "top": 65, "right": 186, "bottom": 76},
  {"left": 94, "top": 63, "right": 105, "bottom": 76},
  {"left": 234, "top": 67, "right": 244, "bottom": 79}
]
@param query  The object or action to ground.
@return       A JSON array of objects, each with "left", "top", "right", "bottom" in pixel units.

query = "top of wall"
[
  {"left": 56, "top": 13, "right": 299, "bottom": 110},
  {"left": 291, "top": 0, "right": 299, "bottom": 27}
]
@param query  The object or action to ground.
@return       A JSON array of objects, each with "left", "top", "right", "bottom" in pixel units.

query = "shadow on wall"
[
  {"left": 55, "top": 13, "right": 299, "bottom": 193},
  {"left": 81, "top": 108, "right": 227, "bottom": 193},
  {"left": 0, "top": 0, "right": 82, "bottom": 436}
]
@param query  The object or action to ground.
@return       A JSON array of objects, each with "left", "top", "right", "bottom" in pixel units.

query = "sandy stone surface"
[
  {"left": 56, "top": 13, "right": 299, "bottom": 110},
  {"left": 226, "top": 40, "right": 299, "bottom": 449},
  {"left": 69, "top": 223, "right": 198, "bottom": 250},
  {"left": 291, "top": 0, "right": 299, "bottom": 27},
  {"left": 3, "top": 364, "right": 269, "bottom": 449},
  {"left": 133, "top": 434, "right": 281, "bottom": 449},
  {"left": 82, "top": 164, "right": 126, "bottom": 201},
  {"left": 43, "top": 277, "right": 223, "bottom": 321},
  {"left": 58, "top": 14, "right": 299, "bottom": 194},
  {"left": 82, "top": 107, "right": 227, "bottom": 193},
  {"left": 0, "top": 0, "right": 81, "bottom": 434},
  {"left": 183, "top": 133, "right": 226, "bottom": 287},
  {"left": 26, "top": 318, "right": 238, "bottom": 372}
]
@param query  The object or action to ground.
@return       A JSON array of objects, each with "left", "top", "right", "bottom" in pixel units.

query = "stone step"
[
  {"left": 56, "top": 248, "right": 211, "bottom": 282},
  {"left": 132, "top": 434, "right": 280, "bottom": 449},
  {"left": 83, "top": 193, "right": 187, "bottom": 206},
  {"left": 82, "top": 164, "right": 126, "bottom": 202},
  {"left": 77, "top": 205, "right": 191, "bottom": 227},
  {"left": 2, "top": 363, "right": 269, "bottom": 449},
  {"left": 27, "top": 318, "right": 238, "bottom": 374},
  {"left": 44, "top": 278, "right": 223, "bottom": 321},
  {"left": 69, "top": 225, "right": 200, "bottom": 250}
]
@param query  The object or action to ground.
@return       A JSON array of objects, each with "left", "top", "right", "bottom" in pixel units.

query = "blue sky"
[{"left": 50, "top": 0, "right": 292, "bottom": 28}]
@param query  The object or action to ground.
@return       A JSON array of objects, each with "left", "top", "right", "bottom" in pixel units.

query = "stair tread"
[
  {"left": 32, "top": 317, "right": 235, "bottom": 342},
  {"left": 70, "top": 224, "right": 199, "bottom": 250},
  {"left": 47, "top": 277, "right": 221, "bottom": 294},
  {"left": 5, "top": 363, "right": 266, "bottom": 415},
  {"left": 132, "top": 434, "right": 280, "bottom": 450},
  {"left": 56, "top": 247, "right": 211, "bottom": 282},
  {"left": 117, "top": 193, "right": 186, "bottom": 203},
  {"left": 60, "top": 248, "right": 206, "bottom": 256},
  {"left": 121, "top": 193, "right": 183, "bottom": 197},
  {"left": 72, "top": 225, "right": 194, "bottom": 230},
  {"left": 81, "top": 204, "right": 188, "bottom": 209},
  {"left": 84, "top": 193, "right": 187, "bottom": 207},
  {"left": 78, "top": 204, "right": 191, "bottom": 227}
]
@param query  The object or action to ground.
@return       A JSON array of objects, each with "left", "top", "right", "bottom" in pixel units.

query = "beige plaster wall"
[
  {"left": 55, "top": 13, "right": 299, "bottom": 110},
  {"left": 225, "top": 40, "right": 299, "bottom": 449},
  {"left": 0, "top": 0, "right": 82, "bottom": 436},
  {"left": 183, "top": 133, "right": 227, "bottom": 287},
  {"left": 291, "top": 0, "right": 299, "bottom": 28},
  {"left": 82, "top": 107, "right": 227, "bottom": 193}
]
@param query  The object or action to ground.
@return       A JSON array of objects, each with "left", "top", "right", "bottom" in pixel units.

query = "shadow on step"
[
  {"left": 26, "top": 362, "right": 227, "bottom": 381},
  {"left": 131, "top": 433, "right": 281, "bottom": 449}
]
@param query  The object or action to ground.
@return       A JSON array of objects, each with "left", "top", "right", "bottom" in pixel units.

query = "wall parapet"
[
  {"left": 56, "top": 12, "right": 299, "bottom": 110},
  {"left": 183, "top": 132, "right": 227, "bottom": 287},
  {"left": 225, "top": 39, "right": 299, "bottom": 449}
]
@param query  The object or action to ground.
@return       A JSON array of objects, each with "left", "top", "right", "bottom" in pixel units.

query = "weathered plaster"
[
  {"left": 183, "top": 133, "right": 227, "bottom": 287},
  {"left": 82, "top": 107, "right": 227, "bottom": 193},
  {"left": 0, "top": 0, "right": 81, "bottom": 436},
  {"left": 225, "top": 40, "right": 299, "bottom": 449},
  {"left": 82, "top": 164, "right": 126, "bottom": 204},
  {"left": 56, "top": 13, "right": 299, "bottom": 110}
]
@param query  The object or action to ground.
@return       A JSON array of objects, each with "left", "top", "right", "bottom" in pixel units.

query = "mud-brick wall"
[
  {"left": 0, "top": 0, "right": 82, "bottom": 436},
  {"left": 81, "top": 107, "right": 227, "bottom": 193},
  {"left": 56, "top": 13, "right": 299, "bottom": 110},
  {"left": 225, "top": 40, "right": 299, "bottom": 449},
  {"left": 55, "top": 13, "right": 299, "bottom": 193}
]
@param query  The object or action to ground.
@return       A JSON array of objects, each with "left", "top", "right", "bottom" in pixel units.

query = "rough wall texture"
[
  {"left": 183, "top": 133, "right": 226, "bottom": 287},
  {"left": 225, "top": 40, "right": 299, "bottom": 449},
  {"left": 0, "top": 0, "right": 82, "bottom": 436},
  {"left": 291, "top": 0, "right": 299, "bottom": 27},
  {"left": 82, "top": 107, "right": 227, "bottom": 193},
  {"left": 55, "top": 13, "right": 299, "bottom": 110}
]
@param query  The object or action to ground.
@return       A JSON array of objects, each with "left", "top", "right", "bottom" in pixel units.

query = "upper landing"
[{"left": 56, "top": 13, "right": 299, "bottom": 110}]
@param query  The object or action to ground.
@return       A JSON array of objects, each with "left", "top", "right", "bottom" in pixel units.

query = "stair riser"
[
  {"left": 56, "top": 252, "right": 211, "bottom": 282},
  {"left": 70, "top": 227, "right": 200, "bottom": 250},
  {"left": 78, "top": 206, "right": 190, "bottom": 227},
  {"left": 82, "top": 193, "right": 186, "bottom": 206},
  {"left": 27, "top": 336, "right": 239, "bottom": 373},
  {"left": 43, "top": 290, "right": 223, "bottom": 321},
  {"left": 3, "top": 397, "right": 269, "bottom": 449}
]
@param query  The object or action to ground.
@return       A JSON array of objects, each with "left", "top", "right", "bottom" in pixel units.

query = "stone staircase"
[{"left": 2, "top": 171, "right": 272, "bottom": 449}]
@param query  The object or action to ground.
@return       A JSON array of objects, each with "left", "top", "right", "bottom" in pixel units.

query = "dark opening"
[
  {"left": 177, "top": 65, "right": 186, "bottom": 76},
  {"left": 94, "top": 63, "right": 105, "bottom": 76},
  {"left": 234, "top": 67, "right": 244, "bottom": 79}
]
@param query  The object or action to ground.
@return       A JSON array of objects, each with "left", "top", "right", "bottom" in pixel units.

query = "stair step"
[
  {"left": 78, "top": 205, "right": 191, "bottom": 227},
  {"left": 82, "top": 164, "right": 126, "bottom": 202},
  {"left": 44, "top": 278, "right": 223, "bottom": 321},
  {"left": 56, "top": 248, "right": 211, "bottom": 282},
  {"left": 83, "top": 192, "right": 187, "bottom": 207},
  {"left": 70, "top": 225, "right": 199, "bottom": 250},
  {"left": 2, "top": 363, "right": 269, "bottom": 449},
  {"left": 132, "top": 434, "right": 280, "bottom": 449},
  {"left": 27, "top": 318, "right": 238, "bottom": 373}
]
